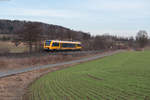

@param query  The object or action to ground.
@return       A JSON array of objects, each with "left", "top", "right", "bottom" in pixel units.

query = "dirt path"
[{"left": 0, "top": 50, "right": 123, "bottom": 100}]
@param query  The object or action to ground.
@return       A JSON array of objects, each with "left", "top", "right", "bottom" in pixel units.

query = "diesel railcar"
[{"left": 44, "top": 40, "right": 82, "bottom": 51}]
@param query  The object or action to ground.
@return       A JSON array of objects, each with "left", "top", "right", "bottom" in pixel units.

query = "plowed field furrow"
[{"left": 28, "top": 51, "right": 150, "bottom": 100}]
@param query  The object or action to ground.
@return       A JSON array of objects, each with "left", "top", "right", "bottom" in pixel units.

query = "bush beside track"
[{"left": 27, "top": 51, "right": 150, "bottom": 100}]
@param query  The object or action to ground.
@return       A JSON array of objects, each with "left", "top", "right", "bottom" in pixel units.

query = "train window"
[
  {"left": 62, "top": 43, "right": 76, "bottom": 48},
  {"left": 45, "top": 41, "right": 51, "bottom": 46},
  {"left": 77, "top": 44, "right": 81, "bottom": 47},
  {"left": 71, "top": 44, "right": 76, "bottom": 47},
  {"left": 62, "top": 43, "right": 68, "bottom": 47},
  {"left": 52, "top": 42, "right": 59, "bottom": 47}
]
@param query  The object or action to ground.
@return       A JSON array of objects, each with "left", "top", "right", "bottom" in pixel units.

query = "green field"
[{"left": 28, "top": 51, "right": 150, "bottom": 100}]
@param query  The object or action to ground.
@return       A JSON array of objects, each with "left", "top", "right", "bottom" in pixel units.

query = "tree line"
[{"left": 0, "top": 19, "right": 149, "bottom": 52}]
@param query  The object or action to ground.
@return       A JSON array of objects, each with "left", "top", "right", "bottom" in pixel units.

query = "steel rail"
[{"left": 0, "top": 50, "right": 106, "bottom": 58}]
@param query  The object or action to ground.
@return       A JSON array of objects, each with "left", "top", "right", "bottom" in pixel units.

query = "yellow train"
[{"left": 44, "top": 40, "right": 82, "bottom": 51}]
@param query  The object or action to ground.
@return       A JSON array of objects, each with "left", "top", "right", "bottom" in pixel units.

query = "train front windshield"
[{"left": 45, "top": 41, "right": 51, "bottom": 46}]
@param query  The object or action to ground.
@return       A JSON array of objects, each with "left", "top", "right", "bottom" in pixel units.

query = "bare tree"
[
  {"left": 16, "top": 22, "right": 43, "bottom": 52},
  {"left": 136, "top": 30, "right": 148, "bottom": 48},
  {"left": 128, "top": 36, "right": 135, "bottom": 48}
]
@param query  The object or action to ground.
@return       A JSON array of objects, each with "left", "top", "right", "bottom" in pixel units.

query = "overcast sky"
[{"left": 0, "top": 0, "right": 150, "bottom": 37}]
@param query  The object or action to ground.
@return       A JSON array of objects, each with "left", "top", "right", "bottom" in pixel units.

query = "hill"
[{"left": 0, "top": 19, "right": 91, "bottom": 41}]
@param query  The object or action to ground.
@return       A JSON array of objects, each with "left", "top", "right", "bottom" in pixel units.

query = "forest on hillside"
[{"left": 0, "top": 19, "right": 148, "bottom": 53}]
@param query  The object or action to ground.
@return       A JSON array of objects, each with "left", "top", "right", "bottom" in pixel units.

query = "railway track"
[
  {"left": 0, "top": 50, "right": 106, "bottom": 58},
  {"left": 0, "top": 50, "right": 122, "bottom": 78}
]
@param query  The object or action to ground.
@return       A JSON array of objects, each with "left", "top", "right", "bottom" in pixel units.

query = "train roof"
[{"left": 46, "top": 40, "right": 81, "bottom": 44}]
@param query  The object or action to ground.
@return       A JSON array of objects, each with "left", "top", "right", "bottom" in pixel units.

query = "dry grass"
[
  {"left": 0, "top": 60, "right": 8, "bottom": 69},
  {"left": 0, "top": 54, "right": 80, "bottom": 70},
  {"left": 0, "top": 50, "right": 111, "bottom": 70}
]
